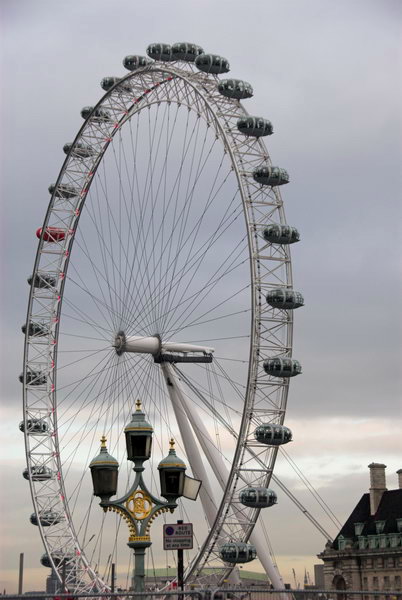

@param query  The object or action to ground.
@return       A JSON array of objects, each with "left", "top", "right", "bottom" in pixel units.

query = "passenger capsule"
[
  {"left": 237, "top": 117, "right": 273, "bottom": 137},
  {"left": 101, "top": 76, "right": 120, "bottom": 91},
  {"left": 21, "top": 322, "right": 48, "bottom": 337},
  {"left": 80, "top": 106, "right": 111, "bottom": 121},
  {"left": 195, "top": 54, "right": 230, "bottom": 74},
  {"left": 219, "top": 542, "right": 257, "bottom": 564},
  {"left": 171, "top": 42, "right": 204, "bottom": 62},
  {"left": 63, "top": 142, "right": 95, "bottom": 158},
  {"left": 254, "top": 424, "right": 292, "bottom": 446},
  {"left": 146, "top": 43, "right": 174, "bottom": 62},
  {"left": 36, "top": 227, "right": 67, "bottom": 242},
  {"left": 123, "top": 55, "right": 153, "bottom": 71},
  {"left": 40, "top": 552, "right": 66, "bottom": 568},
  {"left": 266, "top": 289, "right": 304, "bottom": 309},
  {"left": 19, "top": 419, "right": 49, "bottom": 434},
  {"left": 262, "top": 224, "right": 300, "bottom": 245},
  {"left": 253, "top": 165, "right": 289, "bottom": 186},
  {"left": 30, "top": 511, "right": 61, "bottom": 527},
  {"left": 239, "top": 487, "right": 277, "bottom": 508},
  {"left": 27, "top": 273, "right": 56, "bottom": 288},
  {"left": 263, "top": 357, "right": 302, "bottom": 378},
  {"left": 101, "top": 77, "right": 132, "bottom": 93},
  {"left": 19, "top": 370, "right": 47, "bottom": 386},
  {"left": 23, "top": 466, "right": 53, "bottom": 481},
  {"left": 48, "top": 183, "right": 79, "bottom": 199},
  {"left": 218, "top": 79, "right": 253, "bottom": 100}
]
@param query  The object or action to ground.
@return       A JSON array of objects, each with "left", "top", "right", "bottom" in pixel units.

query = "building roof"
[{"left": 333, "top": 489, "right": 402, "bottom": 548}]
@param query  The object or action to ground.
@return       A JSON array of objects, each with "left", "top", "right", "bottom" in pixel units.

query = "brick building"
[{"left": 318, "top": 463, "right": 402, "bottom": 599}]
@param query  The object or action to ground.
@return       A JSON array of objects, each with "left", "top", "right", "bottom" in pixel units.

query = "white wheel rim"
[{"left": 22, "top": 59, "right": 295, "bottom": 591}]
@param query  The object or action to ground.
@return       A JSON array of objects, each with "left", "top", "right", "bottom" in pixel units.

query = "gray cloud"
[{"left": 1, "top": 0, "right": 401, "bottom": 592}]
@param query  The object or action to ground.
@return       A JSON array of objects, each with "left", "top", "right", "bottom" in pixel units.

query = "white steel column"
[
  {"left": 160, "top": 363, "right": 218, "bottom": 528},
  {"left": 165, "top": 365, "right": 284, "bottom": 589},
  {"left": 161, "top": 363, "right": 241, "bottom": 587}
]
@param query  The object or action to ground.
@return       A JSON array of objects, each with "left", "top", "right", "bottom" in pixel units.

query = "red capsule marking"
[{"left": 36, "top": 227, "right": 66, "bottom": 242}]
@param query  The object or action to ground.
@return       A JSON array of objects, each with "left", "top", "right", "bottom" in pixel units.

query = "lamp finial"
[
  {"left": 100, "top": 435, "right": 107, "bottom": 449},
  {"left": 135, "top": 399, "right": 142, "bottom": 411},
  {"left": 169, "top": 438, "right": 175, "bottom": 450}
]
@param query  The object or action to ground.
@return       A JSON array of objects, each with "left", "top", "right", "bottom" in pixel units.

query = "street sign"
[{"left": 163, "top": 522, "right": 193, "bottom": 550}]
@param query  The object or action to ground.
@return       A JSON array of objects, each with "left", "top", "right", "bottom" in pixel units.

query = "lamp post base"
[{"left": 128, "top": 540, "right": 152, "bottom": 594}]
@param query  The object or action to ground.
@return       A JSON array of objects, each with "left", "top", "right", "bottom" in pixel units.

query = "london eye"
[{"left": 21, "top": 42, "right": 303, "bottom": 592}]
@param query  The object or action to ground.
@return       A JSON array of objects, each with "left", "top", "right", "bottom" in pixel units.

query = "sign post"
[
  {"left": 163, "top": 520, "right": 193, "bottom": 591},
  {"left": 177, "top": 520, "right": 184, "bottom": 591}
]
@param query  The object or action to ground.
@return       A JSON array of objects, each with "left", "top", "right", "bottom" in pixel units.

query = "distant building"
[
  {"left": 314, "top": 563, "right": 325, "bottom": 588},
  {"left": 318, "top": 463, "right": 402, "bottom": 599}
]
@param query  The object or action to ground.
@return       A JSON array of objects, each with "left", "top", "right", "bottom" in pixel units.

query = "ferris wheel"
[{"left": 21, "top": 42, "right": 304, "bottom": 592}]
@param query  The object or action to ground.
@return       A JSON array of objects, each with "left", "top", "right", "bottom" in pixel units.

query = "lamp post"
[{"left": 89, "top": 400, "right": 187, "bottom": 594}]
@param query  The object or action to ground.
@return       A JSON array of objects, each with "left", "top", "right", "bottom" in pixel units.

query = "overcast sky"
[{"left": 1, "top": 0, "right": 401, "bottom": 593}]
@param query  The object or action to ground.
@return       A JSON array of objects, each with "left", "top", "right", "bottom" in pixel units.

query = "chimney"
[
  {"left": 397, "top": 469, "right": 402, "bottom": 489},
  {"left": 368, "top": 463, "right": 387, "bottom": 515}
]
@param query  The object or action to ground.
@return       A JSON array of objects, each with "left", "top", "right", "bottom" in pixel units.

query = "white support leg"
[
  {"left": 166, "top": 365, "right": 285, "bottom": 590},
  {"left": 161, "top": 363, "right": 241, "bottom": 587},
  {"left": 160, "top": 363, "right": 218, "bottom": 528}
]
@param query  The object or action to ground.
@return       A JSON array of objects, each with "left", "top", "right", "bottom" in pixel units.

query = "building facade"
[{"left": 318, "top": 464, "right": 402, "bottom": 599}]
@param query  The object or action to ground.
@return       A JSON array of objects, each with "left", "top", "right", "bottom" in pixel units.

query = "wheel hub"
[{"left": 113, "top": 331, "right": 214, "bottom": 360}]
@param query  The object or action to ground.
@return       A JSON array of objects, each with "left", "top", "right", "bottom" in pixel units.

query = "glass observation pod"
[
  {"left": 123, "top": 55, "right": 153, "bottom": 71},
  {"left": 19, "top": 419, "right": 49, "bottom": 434},
  {"left": 30, "top": 511, "right": 62, "bottom": 527},
  {"left": 239, "top": 487, "right": 277, "bottom": 508},
  {"left": 263, "top": 224, "right": 300, "bottom": 245},
  {"left": 266, "top": 288, "right": 304, "bottom": 309},
  {"left": 27, "top": 273, "right": 56, "bottom": 288},
  {"left": 218, "top": 79, "right": 253, "bottom": 100},
  {"left": 23, "top": 466, "right": 53, "bottom": 481},
  {"left": 253, "top": 165, "right": 289, "bottom": 186},
  {"left": 19, "top": 370, "right": 47, "bottom": 386},
  {"left": 195, "top": 53, "right": 230, "bottom": 74},
  {"left": 171, "top": 42, "right": 204, "bottom": 62},
  {"left": 254, "top": 423, "right": 293, "bottom": 446},
  {"left": 63, "top": 142, "right": 95, "bottom": 158},
  {"left": 48, "top": 183, "right": 79, "bottom": 199},
  {"left": 36, "top": 227, "right": 67, "bottom": 243},
  {"left": 41, "top": 552, "right": 71, "bottom": 568},
  {"left": 80, "top": 106, "right": 111, "bottom": 121},
  {"left": 100, "top": 77, "right": 132, "bottom": 93},
  {"left": 263, "top": 357, "right": 302, "bottom": 377},
  {"left": 219, "top": 542, "right": 257, "bottom": 564},
  {"left": 237, "top": 116, "right": 273, "bottom": 137},
  {"left": 146, "top": 43, "right": 175, "bottom": 62},
  {"left": 21, "top": 321, "right": 48, "bottom": 337}
]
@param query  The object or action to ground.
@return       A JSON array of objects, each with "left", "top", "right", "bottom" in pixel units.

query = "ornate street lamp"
[
  {"left": 89, "top": 436, "right": 119, "bottom": 503},
  {"left": 89, "top": 400, "right": 191, "bottom": 594}
]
